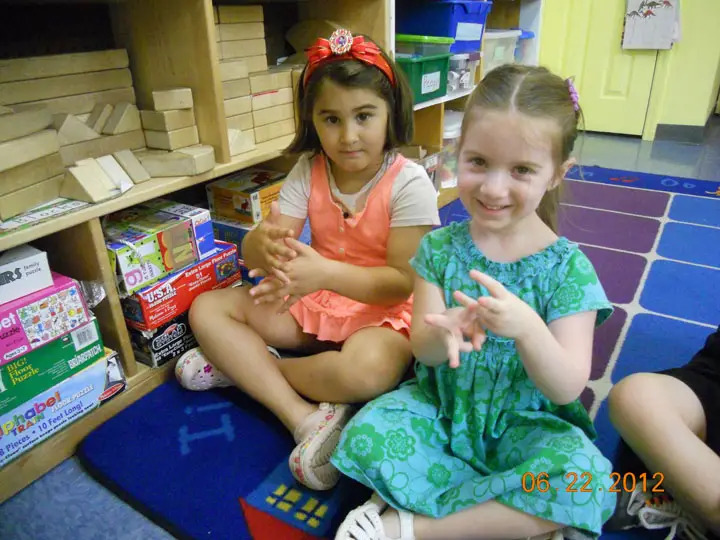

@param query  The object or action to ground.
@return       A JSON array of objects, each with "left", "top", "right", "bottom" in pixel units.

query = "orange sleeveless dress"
[{"left": 288, "top": 153, "right": 413, "bottom": 342}]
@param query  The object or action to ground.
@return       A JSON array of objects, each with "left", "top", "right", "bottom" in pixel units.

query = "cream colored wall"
[{"left": 641, "top": 0, "right": 720, "bottom": 138}]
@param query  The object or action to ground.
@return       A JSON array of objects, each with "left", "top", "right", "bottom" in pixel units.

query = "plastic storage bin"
[
  {"left": 396, "top": 53, "right": 452, "bottom": 104},
  {"left": 396, "top": 34, "right": 455, "bottom": 56},
  {"left": 397, "top": 0, "right": 493, "bottom": 54},
  {"left": 514, "top": 29, "right": 536, "bottom": 64},
  {"left": 482, "top": 29, "right": 521, "bottom": 77}
]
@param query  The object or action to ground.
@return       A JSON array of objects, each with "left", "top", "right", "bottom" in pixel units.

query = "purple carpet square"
[
  {"left": 592, "top": 307, "right": 627, "bottom": 380},
  {"left": 565, "top": 180, "right": 669, "bottom": 217},
  {"left": 579, "top": 245, "right": 646, "bottom": 304},
  {"left": 558, "top": 206, "right": 660, "bottom": 253}
]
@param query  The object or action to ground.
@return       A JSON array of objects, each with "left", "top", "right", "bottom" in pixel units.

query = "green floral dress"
[{"left": 331, "top": 221, "right": 616, "bottom": 536}]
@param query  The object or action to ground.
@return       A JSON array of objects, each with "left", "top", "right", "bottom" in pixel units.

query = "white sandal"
[{"left": 335, "top": 494, "right": 415, "bottom": 540}]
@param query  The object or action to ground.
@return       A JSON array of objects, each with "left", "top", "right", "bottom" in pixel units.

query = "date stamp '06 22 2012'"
[{"left": 522, "top": 472, "right": 665, "bottom": 495}]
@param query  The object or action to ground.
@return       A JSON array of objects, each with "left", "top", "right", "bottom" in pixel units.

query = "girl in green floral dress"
[{"left": 331, "top": 65, "right": 617, "bottom": 540}]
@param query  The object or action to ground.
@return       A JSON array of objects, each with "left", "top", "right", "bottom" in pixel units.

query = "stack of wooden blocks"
[
  {"left": 214, "top": 4, "right": 296, "bottom": 156},
  {"left": 135, "top": 88, "right": 216, "bottom": 178},
  {"left": 0, "top": 105, "right": 63, "bottom": 220},
  {"left": 0, "top": 50, "right": 144, "bottom": 169}
]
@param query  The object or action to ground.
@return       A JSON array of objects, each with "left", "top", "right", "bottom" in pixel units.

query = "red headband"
[{"left": 303, "top": 29, "right": 395, "bottom": 88}]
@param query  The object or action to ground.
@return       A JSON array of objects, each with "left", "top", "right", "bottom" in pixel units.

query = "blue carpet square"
[
  {"left": 640, "top": 260, "right": 720, "bottom": 325},
  {"left": 78, "top": 383, "right": 296, "bottom": 539},
  {"left": 668, "top": 195, "right": 720, "bottom": 227},
  {"left": 610, "top": 314, "right": 712, "bottom": 382},
  {"left": 657, "top": 222, "right": 720, "bottom": 268}
]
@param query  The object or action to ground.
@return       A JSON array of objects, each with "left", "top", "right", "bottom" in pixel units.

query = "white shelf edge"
[{"left": 413, "top": 86, "right": 475, "bottom": 111}]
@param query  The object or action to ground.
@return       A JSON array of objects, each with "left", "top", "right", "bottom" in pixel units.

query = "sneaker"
[
  {"left": 637, "top": 495, "right": 709, "bottom": 540},
  {"left": 605, "top": 482, "right": 652, "bottom": 531},
  {"left": 175, "top": 346, "right": 281, "bottom": 391},
  {"left": 289, "top": 402, "right": 354, "bottom": 491}
]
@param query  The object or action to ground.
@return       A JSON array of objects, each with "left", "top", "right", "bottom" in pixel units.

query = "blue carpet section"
[
  {"left": 669, "top": 195, "right": 720, "bottom": 227},
  {"left": 567, "top": 165, "right": 720, "bottom": 198},
  {"left": 610, "top": 314, "right": 712, "bottom": 383},
  {"left": 77, "top": 382, "right": 367, "bottom": 540},
  {"left": 657, "top": 222, "right": 720, "bottom": 268},
  {"left": 640, "top": 260, "right": 720, "bottom": 325}
]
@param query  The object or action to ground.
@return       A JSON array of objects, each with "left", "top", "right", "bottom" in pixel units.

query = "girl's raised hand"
[
  {"left": 424, "top": 306, "right": 486, "bottom": 368},
  {"left": 254, "top": 201, "right": 297, "bottom": 272},
  {"left": 454, "top": 270, "right": 538, "bottom": 340}
]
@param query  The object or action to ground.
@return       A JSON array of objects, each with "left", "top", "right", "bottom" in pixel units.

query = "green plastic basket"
[{"left": 396, "top": 53, "right": 452, "bottom": 104}]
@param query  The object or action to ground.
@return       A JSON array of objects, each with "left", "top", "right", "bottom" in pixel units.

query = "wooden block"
[
  {"left": 77, "top": 113, "right": 90, "bottom": 123},
  {"left": 136, "top": 145, "right": 215, "bottom": 177},
  {"left": 252, "top": 88, "right": 293, "bottom": 111},
  {"left": 222, "top": 78, "right": 251, "bottom": 99},
  {"left": 102, "top": 103, "right": 141, "bottom": 135},
  {"left": 0, "top": 49, "right": 129, "bottom": 84},
  {"left": 226, "top": 113, "right": 253, "bottom": 131},
  {"left": 0, "top": 106, "right": 12, "bottom": 115},
  {"left": 213, "top": 5, "right": 219, "bottom": 24},
  {"left": 144, "top": 125, "right": 199, "bottom": 150},
  {"left": 0, "top": 104, "right": 52, "bottom": 143},
  {"left": 254, "top": 118, "right": 295, "bottom": 143},
  {"left": 249, "top": 69, "right": 292, "bottom": 94},
  {"left": 218, "top": 23, "right": 265, "bottom": 41},
  {"left": 29, "top": 88, "right": 136, "bottom": 116},
  {"left": 59, "top": 129, "right": 145, "bottom": 166},
  {"left": 113, "top": 149, "right": 150, "bottom": 184},
  {"left": 53, "top": 113, "right": 101, "bottom": 145},
  {"left": 0, "top": 174, "right": 62, "bottom": 220},
  {"left": 218, "top": 5, "right": 263, "bottom": 23},
  {"left": 219, "top": 60, "right": 249, "bottom": 82},
  {"left": 246, "top": 55, "right": 269, "bottom": 74},
  {"left": 96, "top": 155, "right": 134, "bottom": 193},
  {"left": 215, "top": 24, "right": 221, "bottom": 42},
  {"left": 61, "top": 162, "right": 117, "bottom": 203},
  {"left": 0, "top": 152, "right": 64, "bottom": 196},
  {"left": 152, "top": 88, "right": 193, "bottom": 111},
  {"left": 220, "top": 39, "right": 266, "bottom": 60},
  {"left": 228, "top": 128, "right": 255, "bottom": 156},
  {"left": 140, "top": 108, "right": 195, "bottom": 132},
  {"left": 0, "top": 129, "right": 59, "bottom": 173},
  {"left": 252, "top": 103, "right": 294, "bottom": 127},
  {"left": 0, "top": 69, "right": 133, "bottom": 106},
  {"left": 87, "top": 103, "right": 114, "bottom": 133},
  {"left": 224, "top": 95, "right": 252, "bottom": 117}
]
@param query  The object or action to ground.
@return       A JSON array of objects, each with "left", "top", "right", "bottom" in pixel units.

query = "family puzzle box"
[
  {"left": 0, "top": 347, "right": 125, "bottom": 468},
  {"left": 206, "top": 168, "right": 286, "bottom": 224},
  {"left": 0, "top": 272, "right": 89, "bottom": 367}
]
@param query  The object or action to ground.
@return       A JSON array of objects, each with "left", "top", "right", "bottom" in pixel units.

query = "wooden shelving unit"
[{"left": 1, "top": 0, "right": 543, "bottom": 503}]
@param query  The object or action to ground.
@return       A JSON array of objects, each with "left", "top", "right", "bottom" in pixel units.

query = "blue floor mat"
[{"left": 77, "top": 383, "right": 367, "bottom": 540}]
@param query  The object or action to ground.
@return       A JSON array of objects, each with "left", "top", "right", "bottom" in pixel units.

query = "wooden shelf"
[
  {"left": 0, "top": 361, "right": 175, "bottom": 504},
  {"left": 413, "top": 87, "right": 475, "bottom": 111},
  {"left": 0, "top": 135, "right": 294, "bottom": 252}
]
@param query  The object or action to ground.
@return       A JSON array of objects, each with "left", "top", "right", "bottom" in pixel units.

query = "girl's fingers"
[
  {"left": 267, "top": 226, "right": 295, "bottom": 240},
  {"left": 424, "top": 313, "right": 448, "bottom": 329},
  {"left": 477, "top": 295, "right": 502, "bottom": 314},
  {"left": 453, "top": 290, "right": 477, "bottom": 308},
  {"left": 248, "top": 268, "right": 267, "bottom": 279},
  {"left": 278, "top": 294, "right": 301, "bottom": 314},
  {"left": 272, "top": 267, "right": 291, "bottom": 285}
]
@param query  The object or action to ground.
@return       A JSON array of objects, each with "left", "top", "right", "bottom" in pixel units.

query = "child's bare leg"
[
  {"left": 609, "top": 373, "right": 720, "bottom": 533},
  {"left": 189, "top": 286, "right": 321, "bottom": 432},
  {"left": 277, "top": 326, "right": 412, "bottom": 403},
  {"left": 382, "top": 500, "right": 559, "bottom": 540}
]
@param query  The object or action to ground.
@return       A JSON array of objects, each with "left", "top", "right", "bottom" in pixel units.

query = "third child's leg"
[
  {"left": 609, "top": 373, "right": 720, "bottom": 532},
  {"left": 277, "top": 326, "right": 412, "bottom": 403},
  {"left": 189, "top": 286, "right": 322, "bottom": 433}
]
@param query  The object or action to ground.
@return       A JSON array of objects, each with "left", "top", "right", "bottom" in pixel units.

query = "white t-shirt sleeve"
[
  {"left": 389, "top": 161, "right": 441, "bottom": 227},
  {"left": 278, "top": 154, "right": 312, "bottom": 220}
]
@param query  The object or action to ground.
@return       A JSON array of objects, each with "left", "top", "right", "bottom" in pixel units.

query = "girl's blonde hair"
[{"left": 461, "top": 65, "right": 581, "bottom": 231}]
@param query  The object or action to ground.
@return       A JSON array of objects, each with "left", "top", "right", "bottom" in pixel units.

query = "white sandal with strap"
[{"left": 335, "top": 494, "right": 415, "bottom": 540}]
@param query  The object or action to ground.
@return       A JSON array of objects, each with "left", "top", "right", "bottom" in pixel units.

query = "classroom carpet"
[{"left": 76, "top": 166, "right": 720, "bottom": 539}]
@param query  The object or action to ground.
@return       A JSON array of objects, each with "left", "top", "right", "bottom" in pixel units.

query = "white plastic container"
[{"left": 482, "top": 29, "right": 522, "bottom": 77}]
